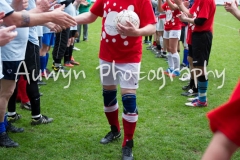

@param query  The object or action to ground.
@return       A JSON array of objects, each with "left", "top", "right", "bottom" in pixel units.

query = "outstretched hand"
[
  {"left": 224, "top": 0, "right": 238, "bottom": 13},
  {"left": 176, "top": 12, "right": 188, "bottom": 22},
  {"left": 117, "top": 20, "right": 139, "bottom": 37},
  {"left": 51, "top": 5, "right": 77, "bottom": 28},
  {"left": 0, "top": 25, "right": 18, "bottom": 46}
]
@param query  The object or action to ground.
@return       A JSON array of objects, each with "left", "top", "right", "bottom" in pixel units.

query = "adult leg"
[
  {"left": 24, "top": 41, "right": 53, "bottom": 125},
  {"left": 52, "top": 28, "right": 70, "bottom": 71},
  {"left": 0, "top": 80, "right": 19, "bottom": 147},
  {"left": 83, "top": 24, "right": 88, "bottom": 41}
]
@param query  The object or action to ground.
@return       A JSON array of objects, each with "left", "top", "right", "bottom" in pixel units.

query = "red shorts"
[{"left": 207, "top": 81, "right": 240, "bottom": 146}]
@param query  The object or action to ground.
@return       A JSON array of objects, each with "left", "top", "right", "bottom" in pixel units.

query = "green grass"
[{"left": 1, "top": 6, "right": 240, "bottom": 160}]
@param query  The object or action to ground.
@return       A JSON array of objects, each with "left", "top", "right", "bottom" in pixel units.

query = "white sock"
[
  {"left": 32, "top": 114, "right": 41, "bottom": 119},
  {"left": 167, "top": 52, "right": 174, "bottom": 70},
  {"left": 172, "top": 52, "right": 180, "bottom": 71},
  {"left": 8, "top": 112, "right": 16, "bottom": 116}
]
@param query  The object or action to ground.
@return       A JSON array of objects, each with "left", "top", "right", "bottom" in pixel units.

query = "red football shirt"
[
  {"left": 162, "top": 2, "right": 182, "bottom": 31},
  {"left": 90, "top": 0, "right": 156, "bottom": 63},
  {"left": 187, "top": 0, "right": 216, "bottom": 44}
]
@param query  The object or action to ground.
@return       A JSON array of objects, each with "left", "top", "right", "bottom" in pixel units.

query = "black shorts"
[
  {"left": 2, "top": 61, "right": 21, "bottom": 80},
  {"left": 20, "top": 41, "right": 40, "bottom": 81},
  {"left": 70, "top": 30, "right": 77, "bottom": 38},
  {"left": 192, "top": 31, "right": 212, "bottom": 66},
  {"left": 188, "top": 44, "right": 193, "bottom": 58},
  {"left": 180, "top": 26, "right": 186, "bottom": 42}
]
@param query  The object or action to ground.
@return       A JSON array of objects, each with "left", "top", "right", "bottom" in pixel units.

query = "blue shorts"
[{"left": 42, "top": 33, "right": 55, "bottom": 46}]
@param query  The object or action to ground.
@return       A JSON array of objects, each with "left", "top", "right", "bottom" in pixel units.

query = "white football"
[{"left": 114, "top": 10, "right": 140, "bottom": 28}]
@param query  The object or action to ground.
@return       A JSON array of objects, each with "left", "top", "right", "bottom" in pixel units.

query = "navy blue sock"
[
  {"left": 0, "top": 122, "right": 6, "bottom": 133},
  {"left": 45, "top": 53, "right": 49, "bottom": 70},
  {"left": 198, "top": 76, "right": 208, "bottom": 103},
  {"left": 4, "top": 113, "right": 8, "bottom": 128},
  {"left": 183, "top": 49, "right": 189, "bottom": 66},
  {"left": 40, "top": 56, "right": 46, "bottom": 73}
]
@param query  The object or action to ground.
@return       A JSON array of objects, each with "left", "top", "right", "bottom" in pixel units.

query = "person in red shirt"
[
  {"left": 201, "top": 81, "right": 240, "bottom": 160},
  {"left": 159, "top": 0, "right": 182, "bottom": 77},
  {"left": 202, "top": 2, "right": 240, "bottom": 159},
  {"left": 174, "top": 0, "right": 216, "bottom": 107},
  {"left": 74, "top": 0, "right": 156, "bottom": 159}
]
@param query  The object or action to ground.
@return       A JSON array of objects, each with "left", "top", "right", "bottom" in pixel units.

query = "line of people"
[{"left": 0, "top": 0, "right": 240, "bottom": 159}]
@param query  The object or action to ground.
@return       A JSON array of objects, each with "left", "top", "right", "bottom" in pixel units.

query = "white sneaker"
[
  {"left": 73, "top": 47, "right": 80, "bottom": 51},
  {"left": 187, "top": 97, "right": 198, "bottom": 102}
]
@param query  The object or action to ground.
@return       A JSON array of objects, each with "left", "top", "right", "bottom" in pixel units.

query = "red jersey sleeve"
[
  {"left": 90, "top": 0, "right": 104, "bottom": 17},
  {"left": 139, "top": 0, "right": 157, "bottom": 28},
  {"left": 207, "top": 81, "right": 240, "bottom": 147}
]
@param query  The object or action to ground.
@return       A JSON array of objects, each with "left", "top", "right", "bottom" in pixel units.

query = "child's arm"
[{"left": 201, "top": 131, "right": 238, "bottom": 160}]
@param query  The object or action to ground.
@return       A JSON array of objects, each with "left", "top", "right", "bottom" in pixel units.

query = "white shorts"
[
  {"left": 156, "top": 18, "right": 165, "bottom": 31},
  {"left": 163, "top": 30, "right": 181, "bottom": 40},
  {"left": 98, "top": 59, "right": 140, "bottom": 89}
]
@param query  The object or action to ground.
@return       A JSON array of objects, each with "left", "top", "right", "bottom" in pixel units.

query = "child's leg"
[{"left": 201, "top": 131, "right": 238, "bottom": 160}]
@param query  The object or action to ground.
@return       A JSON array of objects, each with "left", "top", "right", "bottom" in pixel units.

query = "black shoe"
[
  {"left": 31, "top": 115, "right": 53, "bottom": 125},
  {"left": 37, "top": 80, "right": 46, "bottom": 85},
  {"left": 182, "top": 83, "right": 190, "bottom": 91},
  {"left": 7, "top": 113, "right": 21, "bottom": 123},
  {"left": 0, "top": 132, "right": 19, "bottom": 148},
  {"left": 100, "top": 126, "right": 121, "bottom": 144},
  {"left": 20, "top": 102, "right": 31, "bottom": 110},
  {"left": 53, "top": 65, "right": 68, "bottom": 73},
  {"left": 180, "top": 63, "right": 187, "bottom": 70},
  {"left": 6, "top": 122, "right": 24, "bottom": 133},
  {"left": 122, "top": 140, "right": 134, "bottom": 160},
  {"left": 181, "top": 89, "right": 198, "bottom": 97}
]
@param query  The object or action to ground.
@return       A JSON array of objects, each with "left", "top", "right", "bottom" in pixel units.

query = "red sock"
[
  {"left": 122, "top": 117, "right": 137, "bottom": 147},
  {"left": 105, "top": 108, "right": 120, "bottom": 132},
  {"left": 153, "top": 41, "right": 157, "bottom": 46},
  {"left": 17, "top": 76, "right": 29, "bottom": 104}
]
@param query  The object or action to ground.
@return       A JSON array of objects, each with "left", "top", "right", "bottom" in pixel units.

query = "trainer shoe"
[
  {"left": 180, "top": 63, "right": 187, "bottom": 70},
  {"left": 164, "top": 68, "right": 173, "bottom": 75},
  {"left": 100, "top": 126, "right": 121, "bottom": 144},
  {"left": 160, "top": 52, "right": 167, "bottom": 58},
  {"left": 41, "top": 72, "right": 53, "bottom": 78},
  {"left": 31, "top": 115, "right": 53, "bottom": 125},
  {"left": 7, "top": 113, "right": 21, "bottom": 123},
  {"left": 155, "top": 51, "right": 162, "bottom": 58},
  {"left": 20, "top": 102, "right": 31, "bottom": 111},
  {"left": 70, "top": 60, "right": 80, "bottom": 65},
  {"left": 168, "top": 70, "right": 180, "bottom": 77},
  {"left": 146, "top": 45, "right": 153, "bottom": 50},
  {"left": 122, "top": 140, "right": 134, "bottom": 160},
  {"left": 185, "top": 100, "right": 208, "bottom": 107},
  {"left": 37, "top": 80, "right": 47, "bottom": 85},
  {"left": 182, "top": 83, "right": 190, "bottom": 90},
  {"left": 187, "top": 97, "right": 199, "bottom": 102},
  {"left": 53, "top": 65, "right": 68, "bottom": 73},
  {"left": 179, "top": 74, "right": 190, "bottom": 81},
  {"left": 73, "top": 46, "right": 80, "bottom": 51},
  {"left": 0, "top": 132, "right": 19, "bottom": 148},
  {"left": 181, "top": 89, "right": 198, "bottom": 97},
  {"left": 64, "top": 61, "right": 74, "bottom": 68},
  {"left": 6, "top": 122, "right": 24, "bottom": 133}
]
